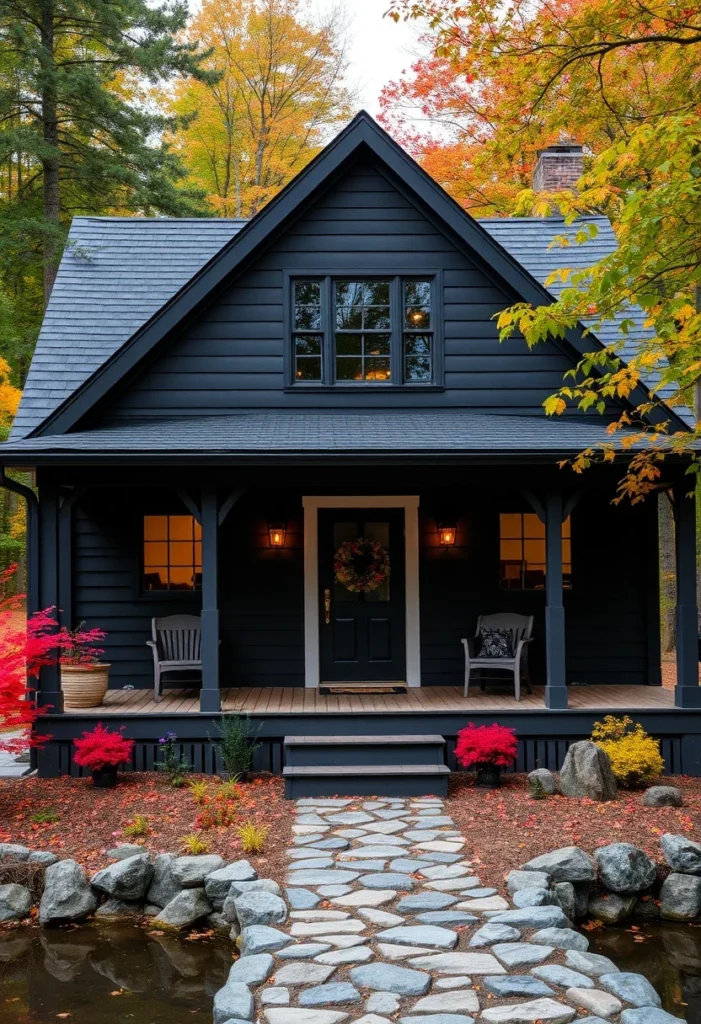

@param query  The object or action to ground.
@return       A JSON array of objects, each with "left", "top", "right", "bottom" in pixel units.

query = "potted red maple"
[
  {"left": 73, "top": 723, "right": 134, "bottom": 787},
  {"left": 455, "top": 722, "right": 518, "bottom": 789},
  {"left": 59, "top": 622, "right": 109, "bottom": 709}
]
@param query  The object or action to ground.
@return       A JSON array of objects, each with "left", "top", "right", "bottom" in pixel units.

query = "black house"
[{"left": 2, "top": 113, "right": 698, "bottom": 784}]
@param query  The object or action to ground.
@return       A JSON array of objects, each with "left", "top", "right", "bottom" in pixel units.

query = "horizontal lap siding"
[
  {"left": 103, "top": 161, "right": 587, "bottom": 421},
  {"left": 72, "top": 483, "right": 655, "bottom": 691}
]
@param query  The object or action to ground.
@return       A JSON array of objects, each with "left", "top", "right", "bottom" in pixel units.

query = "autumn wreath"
[{"left": 334, "top": 537, "right": 390, "bottom": 594}]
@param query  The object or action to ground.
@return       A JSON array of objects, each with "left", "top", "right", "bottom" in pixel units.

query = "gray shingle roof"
[
  {"left": 11, "top": 217, "right": 245, "bottom": 439},
  {"left": 11, "top": 209, "right": 688, "bottom": 442},
  {"left": 0, "top": 410, "right": 644, "bottom": 460}
]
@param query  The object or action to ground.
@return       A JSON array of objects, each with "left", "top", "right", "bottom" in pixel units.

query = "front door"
[{"left": 319, "top": 508, "right": 406, "bottom": 682}]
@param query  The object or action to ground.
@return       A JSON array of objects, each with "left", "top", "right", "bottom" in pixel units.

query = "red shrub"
[
  {"left": 455, "top": 722, "right": 518, "bottom": 768},
  {"left": 73, "top": 723, "right": 134, "bottom": 771}
]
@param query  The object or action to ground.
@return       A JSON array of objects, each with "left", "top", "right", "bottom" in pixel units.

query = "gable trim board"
[
  {"left": 27, "top": 112, "right": 688, "bottom": 440},
  {"left": 302, "top": 494, "right": 420, "bottom": 689}
]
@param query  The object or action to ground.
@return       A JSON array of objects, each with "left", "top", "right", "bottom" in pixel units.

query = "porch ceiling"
[{"left": 0, "top": 410, "right": 647, "bottom": 464}]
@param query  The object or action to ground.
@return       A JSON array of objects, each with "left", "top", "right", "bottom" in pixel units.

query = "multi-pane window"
[
  {"left": 335, "top": 280, "right": 392, "bottom": 382},
  {"left": 499, "top": 513, "right": 572, "bottom": 590},
  {"left": 293, "top": 281, "right": 323, "bottom": 382},
  {"left": 143, "top": 515, "right": 202, "bottom": 591},
  {"left": 290, "top": 276, "right": 436, "bottom": 385}
]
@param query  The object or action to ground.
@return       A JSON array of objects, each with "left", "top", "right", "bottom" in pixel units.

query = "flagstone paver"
[{"left": 218, "top": 795, "right": 667, "bottom": 1024}]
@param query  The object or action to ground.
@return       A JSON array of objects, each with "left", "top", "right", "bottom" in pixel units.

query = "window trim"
[{"left": 283, "top": 269, "right": 444, "bottom": 390}]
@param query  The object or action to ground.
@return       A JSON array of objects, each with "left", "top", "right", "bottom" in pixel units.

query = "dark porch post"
[
  {"left": 200, "top": 487, "right": 221, "bottom": 713},
  {"left": 674, "top": 481, "right": 700, "bottom": 707},
  {"left": 38, "top": 482, "right": 63, "bottom": 713},
  {"left": 545, "top": 487, "right": 568, "bottom": 709}
]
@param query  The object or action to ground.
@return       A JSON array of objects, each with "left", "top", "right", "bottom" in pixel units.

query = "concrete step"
[
  {"left": 283, "top": 763, "right": 450, "bottom": 798},
  {"left": 284, "top": 734, "right": 446, "bottom": 768}
]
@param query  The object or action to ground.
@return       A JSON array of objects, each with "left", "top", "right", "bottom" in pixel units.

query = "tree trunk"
[
  {"left": 659, "top": 491, "right": 676, "bottom": 653},
  {"left": 41, "top": 0, "right": 60, "bottom": 304}
]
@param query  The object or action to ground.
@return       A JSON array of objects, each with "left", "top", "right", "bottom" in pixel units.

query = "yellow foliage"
[
  {"left": 591, "top": 715, "right": 664, "bottom": 788},
  {"left": 236, "top": 820, "right": 269, "bottom": 854},
  {"left": 0, "top": 357, "right": 20, "bottom": 427}
]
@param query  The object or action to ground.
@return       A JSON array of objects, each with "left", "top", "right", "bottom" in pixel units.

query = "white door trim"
[{"left": 302, "top": 495, "right": 421, "bottom": 689}]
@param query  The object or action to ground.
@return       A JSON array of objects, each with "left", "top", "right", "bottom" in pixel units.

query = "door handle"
[{"left": 324, "top": 588, "right": 331, "bottom": 625}]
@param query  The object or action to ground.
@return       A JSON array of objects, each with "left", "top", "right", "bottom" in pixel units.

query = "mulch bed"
[
  {"left": 0, "top": 772, "right": 293, "bottom": 886},
  {"left": 446, "top": 772, "right": 701, "bottom": 892}
]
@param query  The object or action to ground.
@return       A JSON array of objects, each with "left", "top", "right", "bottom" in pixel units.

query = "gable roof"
[
  {"left": 11, "top": 217, "right": 245, "bottom": 440},
  {"left": 22, "top": 110, "right": 685, "bottom": 440}
]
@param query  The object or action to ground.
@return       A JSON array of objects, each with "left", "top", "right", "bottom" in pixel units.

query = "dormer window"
[{"left": 288, "top": 274, "right": 441, "bottom": 387}]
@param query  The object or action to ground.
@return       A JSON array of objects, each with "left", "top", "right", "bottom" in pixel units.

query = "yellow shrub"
[{"left": 591, "top": 715, "right": 664, "bottom": 788}]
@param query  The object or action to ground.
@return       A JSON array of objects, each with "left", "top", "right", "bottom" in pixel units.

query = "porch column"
[
  {"left": 38, "top": 482, "right": 63, "bottom": 713},
  {"left": 674, "top": 481, "right": 700, "bottom": 707},
  {"left": 545, "top": 487, "right": 568, "bottom": 709},
  {"left": 200, "top": 487, "right": 220, "bottom": 712}
]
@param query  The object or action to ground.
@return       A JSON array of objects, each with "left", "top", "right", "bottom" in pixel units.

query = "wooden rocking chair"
[{"left": 147, "top": 614, "right": 202, "bottom": 701}]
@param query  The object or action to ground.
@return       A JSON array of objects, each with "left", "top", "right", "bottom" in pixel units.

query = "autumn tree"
[
  {"left": 385, "top": 1, "right": 701, "bottom": 499},
  {"left": 169, "top": 0, "right": 354, "bottom": 218}
]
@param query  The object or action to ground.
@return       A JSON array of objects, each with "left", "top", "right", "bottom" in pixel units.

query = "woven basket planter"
[{"left": 60, "top": 663, "right": 110, "bottom": 709}]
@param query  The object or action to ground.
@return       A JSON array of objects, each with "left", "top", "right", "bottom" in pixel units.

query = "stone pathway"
[
  {"left": 0, "top": 733, "right": 32, "bottom": 778},
  {"left": 219, "top": 796, "right": 679, "bottom": 1024}
]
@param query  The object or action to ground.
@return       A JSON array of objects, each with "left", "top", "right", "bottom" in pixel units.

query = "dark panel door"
[{"left": 319, "top": 508, "right": 406, "bottom": 682}]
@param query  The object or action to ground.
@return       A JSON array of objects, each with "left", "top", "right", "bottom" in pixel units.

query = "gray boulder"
[
  {"left": 39, "top": 859, "right": 97, "bottom": 924},
  {"left": 237, "top": 925, "right": 293, "bottom": 956},
  {"left": 643, "top": 786, "right": 683, "bottom": 808},
  {"left": 0, "top": 884, "right": 32, "bottom": 921},
  {"left": 91, "top": 854, "right": 153, "bottom": 901},
  {"left": 659, "top": 872, "right": 701, "bottom": 921},
  {"left": 95, "top": 898, "right": 142, "bottom": 919},
  {"left": 560, "top": 741, "right": 617, "bottom": 801},
  {"left": 227, "top": 953, "right": 274, "bottom": 985},
  {"left": 594, "top": 844, "right": 656, "bottom": 894},
  {"left": 660, "top": 834, "right": 701, "bottom": 876},
  {"left": 213, "top": 979, "right": 254, "bottom": 1024},
  {"left": 507, "top": 870, "right": 551, "bottom": 893},
  {"left": 554, "top": 882, "right": 575, "bottom": 920},
  {"left": 28, "top": 851, "right": 58, "bottom": 866},
  {"left": 222, "top": 882, "right": 281, "bottom": 923},
  {"left": 513, "top": 888, "right": 560, "bottom": 908},
  {"left": 206, "top": 911, "right": 231, "bottom": 934},
  {"left": 529, "top": 768, "right": 558, "bottom": 795},
  {"left": 234, "top": 890, "right": 288, "bottom": 927},
  {"left": 106, "top": 843, "right": 145, "bottom": 860},
  {"left": 172, "top": 854, "right": 225, "bottom": 888},
  {"left": 153, "top": 889, "right": 212, "bottom": 928},
  {"left": 588, "top": 893, "right": 636, "bottom": 924},
  {"left": 599, "top": 972, "right": 661, "bottom": 1008},
  {"left": 621, "top": 1010, "right": 688, "bottom": 1024},
  {"left": 571, "top": 881, "right": 592, "bottom": 919},
  {"left": 146, "top": 853, "right": 180, "bottom": 908},
  {"left": 522, "top": 846, "right": 597, "bottom": 883},
  {"left": 204, "top": 861, "right": 257, "bottom": 904},
  {"left": 0, "top": 843, "right": 30, "bottom": 862}
]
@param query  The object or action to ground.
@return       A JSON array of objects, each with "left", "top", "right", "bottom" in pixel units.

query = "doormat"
[{"left": 319, "top": 681, "right": 408, "bottom": 695}]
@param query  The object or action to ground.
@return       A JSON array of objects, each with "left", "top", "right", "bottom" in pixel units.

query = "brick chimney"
[{"left": 533, "top": 143, "right": 584, "bottom": 192}]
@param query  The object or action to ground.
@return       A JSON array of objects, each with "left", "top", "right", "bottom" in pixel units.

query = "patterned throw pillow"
[{"left": 477, "top": 628, "right": 513, "bottom": 659}]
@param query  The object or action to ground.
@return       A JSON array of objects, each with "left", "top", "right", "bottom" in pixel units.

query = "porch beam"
[
  {"left": 545, "top": 487, "right": 568, "bottom": 709},
  {"left": 200, "top": 487, "right": 220, "bottom": 713},
  {"left": 38, "top": 482, "right": 63, "bottom": 713},
  {"left": 673, "top": 479, "right": 700, "bottom": 707}
]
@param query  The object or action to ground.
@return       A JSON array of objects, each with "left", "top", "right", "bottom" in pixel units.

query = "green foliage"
[
  {"left": 123, "top": 813, "right": 150, "bottom": 837},
  {"left": 214, "top": 714, "right": 261, "bottom": 776},
  {"left": 30, "top": 808, "right": 59, "bottom": 824},
  {"left": 154, "top": 731, "right": 191, "bottom": 787},
  {"left": 591, "top": 714, "right": 664, "bottom": 788},
  {"left": 528, "top": 776, "right": 548, "bottom": 800}
]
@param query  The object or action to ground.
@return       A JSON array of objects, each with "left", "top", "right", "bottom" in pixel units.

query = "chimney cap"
[{"left": 536, "top": 142, "right": 584, "bottom": 157}]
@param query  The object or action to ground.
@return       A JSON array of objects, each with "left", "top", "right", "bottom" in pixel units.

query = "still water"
[
  {"left": 590, "top": 922, "right": 701, "bottom": 1023},
  {"left": 0, "top": 924, "right": 230, "bottom": 1024}
]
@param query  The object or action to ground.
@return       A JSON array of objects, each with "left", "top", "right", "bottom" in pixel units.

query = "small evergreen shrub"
[
  {"left": 214, "top": 714, "right": 261, "bottom": 776},
  {"left": 591, "top": 714, "right": 664, "bottom": 787}
]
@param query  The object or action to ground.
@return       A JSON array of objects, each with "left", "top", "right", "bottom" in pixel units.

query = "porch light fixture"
[
  {"left": 268, "top": 521, "right": 287, "bottom": 548},
  {"left": 438, "top": 522, "right": 456, "bottom": 546}
]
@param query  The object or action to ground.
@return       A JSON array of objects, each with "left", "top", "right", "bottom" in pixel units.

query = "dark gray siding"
[
  {"left": 72, "top": 480, "right": 656, "bottom": 691},
  {"left": 101, "top": 159, "right": 594, "bottom": 421}
]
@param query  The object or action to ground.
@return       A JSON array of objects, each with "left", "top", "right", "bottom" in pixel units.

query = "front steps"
[{"left": 282, "top": 734, "right": 449, "bottom": 798}]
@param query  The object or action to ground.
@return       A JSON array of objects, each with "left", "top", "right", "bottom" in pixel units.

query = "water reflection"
[
  {"left": 0, "top": 924, "right": 230, "bottom": 1023},
  {"left": 590, "top": 922, "right": 701, "bottom": 1023}
]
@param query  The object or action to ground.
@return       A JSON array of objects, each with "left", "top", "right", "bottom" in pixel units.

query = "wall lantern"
[
  {"left": 438, "top": 522, "right": 457, "bottom": 547},
  {"left": 268, "top": 521, "right": 287, "bottom": 548}
]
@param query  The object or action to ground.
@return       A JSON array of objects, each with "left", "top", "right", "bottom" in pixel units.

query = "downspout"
[{"left": 0, "top": 468, "right": 39, "bottom": 617}]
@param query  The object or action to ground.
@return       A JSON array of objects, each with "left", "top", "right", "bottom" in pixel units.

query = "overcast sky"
[{"left": 311, "top": 0, "right": 421, "bottom": 117}]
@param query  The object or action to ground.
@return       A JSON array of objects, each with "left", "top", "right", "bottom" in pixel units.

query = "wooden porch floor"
[{"left": 76, "top": 683, "right": 676, "bottom": 716}]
